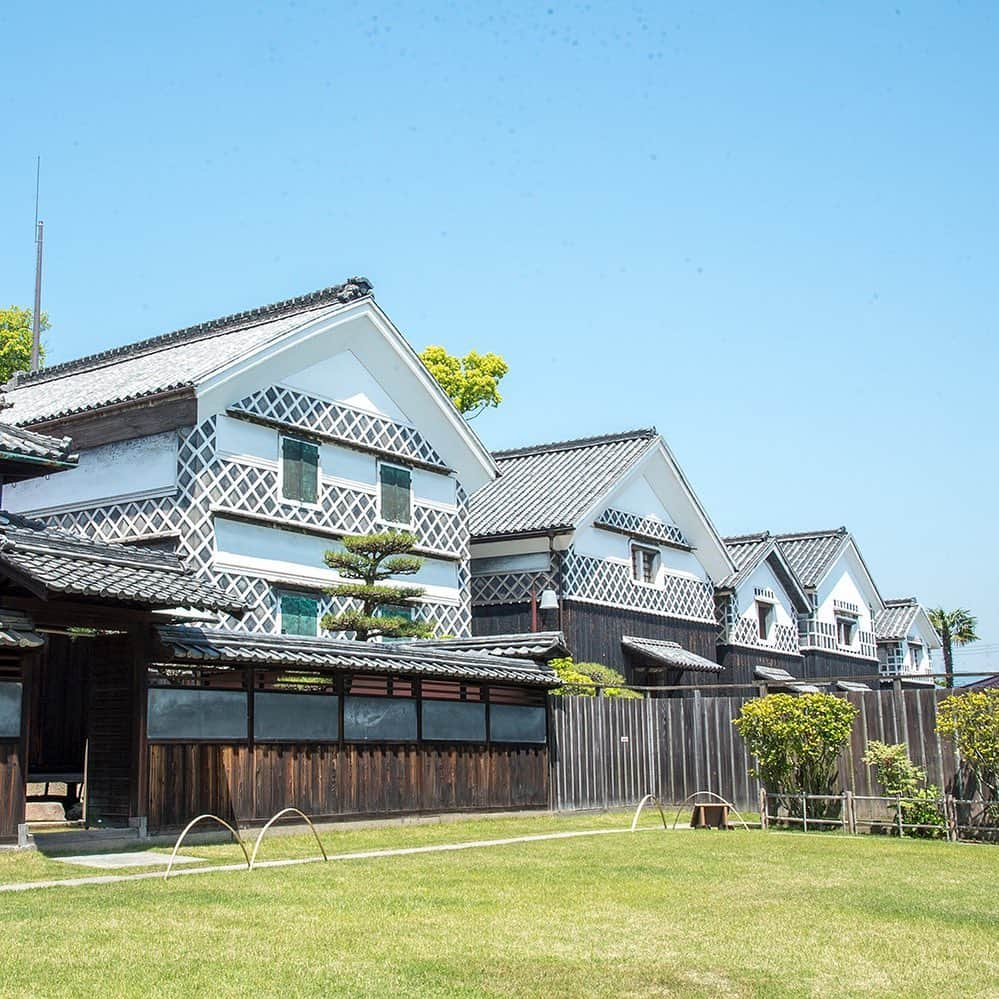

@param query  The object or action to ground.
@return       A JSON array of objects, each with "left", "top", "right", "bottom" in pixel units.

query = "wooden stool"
[{"left": 690, "top": 803, "right": 732, "bottom": 829}]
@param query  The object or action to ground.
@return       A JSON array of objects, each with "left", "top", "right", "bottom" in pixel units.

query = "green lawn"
[{"left": 0, "top": 812, "right": 996, "bottom": 997}]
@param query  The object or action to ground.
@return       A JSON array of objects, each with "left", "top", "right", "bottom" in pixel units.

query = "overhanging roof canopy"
[
  {"left": 402, "top": 632, "right": 569, "bottom": 664},
  {"left": 621, "top": 635, "right": 723, "bottom": 673},
  {"left": 754, "top": 665, "right": 820, "bottom": 694},
  {"left": 0, "top": 607, "right": 45, "bottom": 648},
  {"left": 157, "top": 626, "right": 561, "bottom": 687},
  {"left": 0, "top": 421, "right": 78, "bottom": 482},
  {"left": 0, "top": 513, "right": 245, "bottom": 616}
]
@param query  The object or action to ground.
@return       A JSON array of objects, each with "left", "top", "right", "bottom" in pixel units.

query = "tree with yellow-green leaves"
[
  {"left": 419, "top": 345, "right": 508, "bottom": 419},
  {"left": 0, "top": 306, "right": 47, "bottom": 383}
]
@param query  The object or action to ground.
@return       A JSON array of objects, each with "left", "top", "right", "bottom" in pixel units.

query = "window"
[
  {"left": 147, "top": 669, "right": 248, "bottom": 741},
  {"left": 0, "top": 682, "right": 22, "bottom": 738},
  {"left": 909, "top": 643, "right": 923, "bottom": 670},
  {"left": 631, "top": 545, "right": 658, "bottom": 584},
  {"left": 379, "top": 462, "right": 412, "bottom": 525},
  {"left": 756, "top": 600, "right": 776, "bottom": 641},
  {"left": 253, "top": 672, "right": 339, "bottom": 742},
  {"left": 836, "top": 616, "right": 857, "bottom": 647},
  {"left": 280, "top": 592, "right": 319, "bottom": 637},
  {"left": 280, "top": 437, "right": 319, "bottom": 504}
]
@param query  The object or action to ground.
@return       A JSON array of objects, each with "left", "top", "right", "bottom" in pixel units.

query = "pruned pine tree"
[{"left": 321, "top": 531, "right": 435, "bottom": 641}]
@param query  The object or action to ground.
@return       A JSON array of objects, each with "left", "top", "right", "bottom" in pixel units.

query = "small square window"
[
  {"left": 281, "top": 437, "right": 319, "bottom": 504},
  {"left": 379, "top": 463, "right": 412, "bottom": 526},
  {"left": 631, "top": 545, "right": 658, "bottom": 584},
  {"left": 280, "top": 592, "right": 318, "bottom": 637},
  {"left": 756, "top": 601, "right": 776, "bottom": 641},
  {"left": 836, "top": 617, "right": 857, "bottom": 647}
]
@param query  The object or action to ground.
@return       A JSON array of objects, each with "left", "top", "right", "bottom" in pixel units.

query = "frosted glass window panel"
[
  {"left": 0, "top": 683, "right": 21, "bottom": 738},
  {"left": 489, "top": 704, "right": 547, "bottom": 744},
  {"left": 148, "top": 688, "right": 248, "bottom": 741},
  {"left": 343, "top": 696, "right": 417, "bottom": 742},
  {"left": 422, "top": 700, "right": 486, "bottom": 742},
  {"left": 253, "top": 692, "right": 339, "bottom": 742}
]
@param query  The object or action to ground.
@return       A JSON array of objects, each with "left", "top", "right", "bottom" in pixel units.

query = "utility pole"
[{"left": 31, "top": 219, "right": 44, "bottom": 372}]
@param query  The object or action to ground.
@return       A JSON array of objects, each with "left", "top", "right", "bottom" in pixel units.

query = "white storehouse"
[
  {"left": 2, "top": 279, "right": 496, "bottom": 638},
  {"left": 875, "top": 598, "right": 942, "bottom": 677},
  {"left": 469, "top": 429, "right": 734, "bottom": 682}
]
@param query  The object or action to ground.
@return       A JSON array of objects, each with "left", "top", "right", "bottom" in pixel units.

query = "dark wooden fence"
[{"left": 549, "top": 689, "right": 975, "bottom": 814}]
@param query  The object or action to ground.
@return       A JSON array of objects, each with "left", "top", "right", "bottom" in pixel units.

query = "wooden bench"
[{"left": 690, "top": 803, "right": 732, "bottom": 830}]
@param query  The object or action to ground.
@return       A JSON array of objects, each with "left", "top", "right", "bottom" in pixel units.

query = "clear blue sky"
[{"left": 2, "top": 2, "right": 997, "bottom": 676}]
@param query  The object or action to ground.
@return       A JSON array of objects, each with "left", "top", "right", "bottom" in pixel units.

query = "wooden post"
[
  {"left": 759, "top": 786, "right": 768, "bottom": 830},
  {"left": 844, "top": 790, "right": 856, "bottom": 835},
  {"left": 801, "top": 792, "right": 808, "bottom": 832},
  {"left": 896, "top": 796, "right": 904, "bottom": 838}
]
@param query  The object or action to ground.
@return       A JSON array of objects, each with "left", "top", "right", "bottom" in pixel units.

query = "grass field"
[{"left": 1, "top": 812, "right": 996, "bottom": 997}]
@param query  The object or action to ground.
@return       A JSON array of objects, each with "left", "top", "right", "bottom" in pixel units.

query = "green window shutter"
[
  {"left": 300, "top": 442, "right": 319, "bottom": 504},
  {"left": 280, "top": 593, "right": 318, "bottom": 636},
  {"left": 380, "top": 464, "right": 412, "bottom": 524},
  {"left": 281, "top": 438, "right": 319, "bottom": 503}
]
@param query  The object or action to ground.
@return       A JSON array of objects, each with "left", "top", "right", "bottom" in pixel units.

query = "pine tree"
[{"left": 321, "top": 531, "right": 435, "bottom": 641}]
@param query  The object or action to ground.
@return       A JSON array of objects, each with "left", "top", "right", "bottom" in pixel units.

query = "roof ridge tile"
[{"left": 493, "top": 427, "right": 657, "bottom": 460}]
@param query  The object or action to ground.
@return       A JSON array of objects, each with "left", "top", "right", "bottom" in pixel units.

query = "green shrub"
[
  {"left": 550, "top": 658, "right": 641, "bottom": 699},
  {"left": 936, "top": 688, "right": 999, "bottom": 802},
  {"left": 733, "top": 693, "right": 856, "bottom": 819},
  {"left": 862, "top": 740, "right": 945, "bottom": 837}
]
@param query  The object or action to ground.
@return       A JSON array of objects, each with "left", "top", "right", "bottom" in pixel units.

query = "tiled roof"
[
  {"left": 470, "top": 429, "right": 658, "bottom": 538},
  {"left": 2, "top": 279, "right": 372, "bottom": 426},
  {"left": 403, "top": 632, "right": 569, "bottom": 663},
  {"left": 621, "top": 635, "right": 723, "bottom": 673},
  {"left": 721, "top": 532, "right": 773, "bottom": 589},
  {"left": 156, "top": 626, "right": 560, "bottom": 687},
  {"left": 0, "top": 512, "right": 245, "bottom": 614},
  {"left": 774, "top": 528, "right": 849, "bottom": 588},
  {"left": 875, "top": 598, "right": 920, "bottom": 642},
  {"left": 0, "top": 607, "right": 45, "bottom": 648},
  {"left": 0, "top": 422, "right": 77, "bottom": 469},
  {"left": 754, "top": 665, "right": 820, "bottom": 693}
]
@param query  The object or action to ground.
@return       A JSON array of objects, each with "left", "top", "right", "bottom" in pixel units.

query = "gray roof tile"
[
  {"left": 0, "top": 607, "right": 45, "bottom": 648},
  {"left": 774, "top": 528, "right": 849, "bottom": 588},
  {"left": 874, "top": 598, "right": 920, "bottom": 641},
  {"left": 157, "top": 626, "right": 560, "bottom": 687},
  {"left": 3, "top": 279, "right": 372, "bottom": 426},
  {"left": 403, "top": 632, "right": 569, "bottom": 663},
  {"left": 0, "top": 422, "right": 77, "bottom": 467},
  {"left": 721, "top": 532, "right": 773, "bottom": 589},
  {"left": 0, "top": 512, "right": 245, "bottom": 614},
  {"left": 470, "top": 429, "right": 658, "bottom": 538},
  {"left": 621, "top": 635, "right": 723, "bottom": 673}
]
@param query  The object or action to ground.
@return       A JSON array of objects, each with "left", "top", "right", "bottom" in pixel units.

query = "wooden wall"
[
  {"left": 716, "top": 647, "right": 808, "bottom": 689},
  {"left": 146, "top": 742, "right": 549, "bottom": 831},
  {"left": 802, "top": 649, "right": 879, "bottom": 681},
  {"left": 0, "top": 741, "right": 23, "bottom": 843},
  {"left": 551, "top": 688, "right": 978, "bottom": 814}
]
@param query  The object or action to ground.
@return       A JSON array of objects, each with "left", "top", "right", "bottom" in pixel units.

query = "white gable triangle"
[{"left": 281, "top": 349, "right": 412, "bottom": 424}]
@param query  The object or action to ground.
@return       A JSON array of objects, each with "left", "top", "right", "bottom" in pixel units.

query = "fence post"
[
  {"left": 801, "top": 792, "right": 808, "bottom": 832},
  {"left": 896, "top": 796, "right": 904, "bottom": 838},
  {"left": 841, "top": 791, "right": 849, "bottom": 833},
  {"left": 845, "top": 790, "right": 856, "bottom": 835},
  {"left": 759, "top": 787, "right": 768, "bottom": 830},
  {"left": 945, "top": 793, "right": 958, "bottom": 843}
]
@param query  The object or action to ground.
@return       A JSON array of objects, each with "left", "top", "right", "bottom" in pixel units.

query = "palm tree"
[{"left": 927, "top": 608, "right": 979, "bottom": 689}]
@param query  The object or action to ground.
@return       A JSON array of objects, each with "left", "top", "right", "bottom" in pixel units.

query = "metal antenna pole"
[{"left": 31, "top": 157, "right": 43, "bottom": 373}]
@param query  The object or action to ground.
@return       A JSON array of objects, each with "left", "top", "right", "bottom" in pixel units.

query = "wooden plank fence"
[{"left": 550, "top": 689, "right": 976, "bottom": 814}]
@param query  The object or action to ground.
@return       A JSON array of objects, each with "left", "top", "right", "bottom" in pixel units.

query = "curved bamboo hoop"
[
  {"left": 630, "top": 793, "right": 669, "bottom": 832},
  {"left": 249, "top": 807, "right": 328, "bottom": 870},
  {"left": 670, "top": 790, "right": 751, "bottom": 831},
  {"left": 164, "top": 813, "right": 249, "bottom": 880}
]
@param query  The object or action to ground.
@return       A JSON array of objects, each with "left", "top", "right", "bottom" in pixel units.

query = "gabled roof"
[
  {"left": 0, "top": 512, "right": 245, "bottom": 615},
  {"left": 875, "top": 598, "right": 942, "bottom": 648},
  {"left": 0, "top": 421, "right": 78, "bottom": 480},
  {"left": 470, "top": 429, "right": 658, "bottom": 538},
  {"left": 2, "top": 279, "right": 373, "bottom": 426},
  {"left": 774, "top": 528, "right": 850, "bottom": 588},
  {"left": 156, "top": 626, "right": 559, "bottom": 687},
  {"left": 403, "top": 632, "right": 569, "bottom": 663},
  {"left": 875, "top": 598, "right": 921, "bottom": 641},
  {"left": 621, "top": 635, "right": 723, "bottom": 673},
  {"left": 721, "top": 531, "right": 811, "bottom": 612}
]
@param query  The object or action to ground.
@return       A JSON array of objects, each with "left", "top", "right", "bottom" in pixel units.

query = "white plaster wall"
[
  {"left": 734, "top": 560, "right": 798, "bottom": 630},
  {"left": 814, "top": 548, "right": 878, "bottom": 633},
  {"left": 280, "top": 348, "right": 411, "bottom": 424},
  {"left": 610, "top": 474, "right": 678, "bottom": 524},
  {"left": 573, "top": 522, "right": 708, "bottom": 579},
  {"left": 195, "top": 306, "right": 495, "bottom": 495},
  {"left": 216, "top": 416, "right": 278, "bottom": 464},
  {"left": 213, "top": 517, "right": 459, "bottom": 599},
  {"left": 3, "top": 432, "right": 178, "bottom": 515}
]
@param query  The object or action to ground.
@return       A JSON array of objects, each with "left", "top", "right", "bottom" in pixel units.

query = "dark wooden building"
[{"left": 468, "top": 430, "right": 737, "bottom": 688}]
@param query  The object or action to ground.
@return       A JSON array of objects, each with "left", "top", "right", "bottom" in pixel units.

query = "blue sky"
[{"left": 2, "top": 2, "right": 997, "bottom": 676}]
